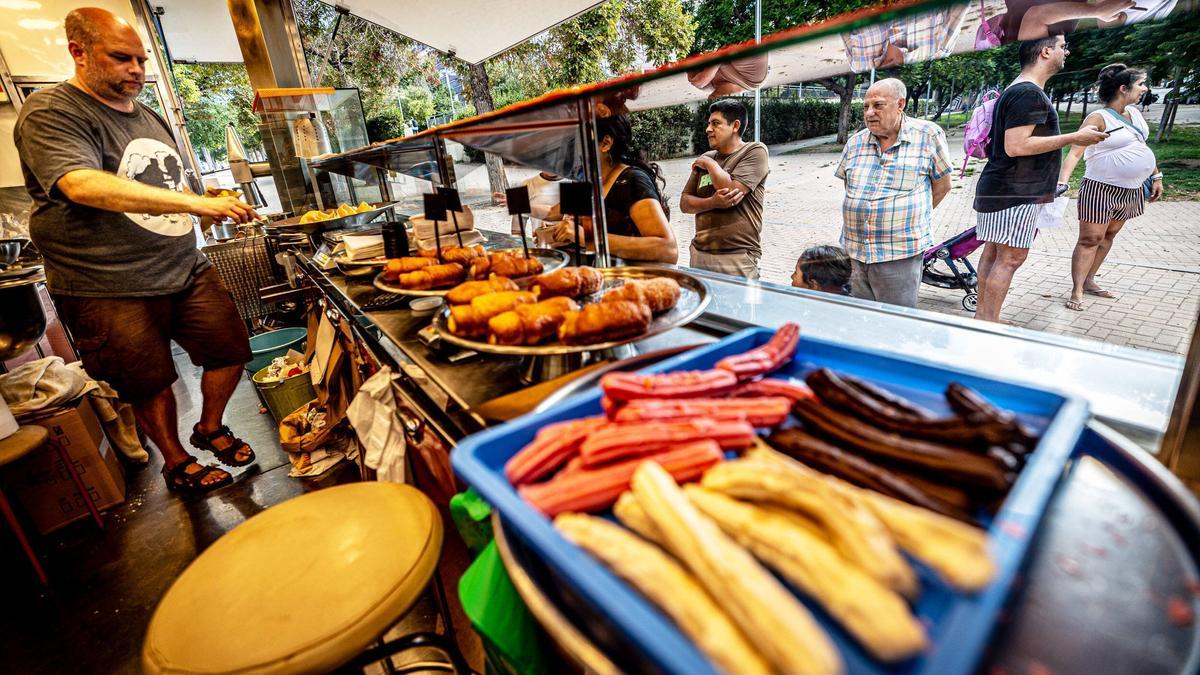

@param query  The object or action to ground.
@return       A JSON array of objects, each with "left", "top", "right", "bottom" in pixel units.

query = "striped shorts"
[
  {"left": 976, "top": 203, "right": 1042, "bottom": 249},
  {"left": 1078, "top": 178, "right": 1145, "bottom": 224}
]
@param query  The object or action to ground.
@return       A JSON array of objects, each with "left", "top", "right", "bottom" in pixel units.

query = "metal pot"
[{"left": 0, "top": 277, "right": 47, "bottom": 361}]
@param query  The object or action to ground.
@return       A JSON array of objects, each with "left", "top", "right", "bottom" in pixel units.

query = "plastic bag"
[
  {"left": 450, "top": 488, "right": 494, "bottom": 558},
  {"left": 1035, "top": 196, "right": 1069, "bottom": 230},
  {"left": 279, "top": 400, "right": 340, "bottom": 453},
  {"left": 458, "top": 540, "right": 552, "bottom": 675}
]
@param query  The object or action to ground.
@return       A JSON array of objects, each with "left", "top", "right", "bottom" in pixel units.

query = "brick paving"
[{"left": 466, "top": 126, "right": 1200, "bottom": 356}]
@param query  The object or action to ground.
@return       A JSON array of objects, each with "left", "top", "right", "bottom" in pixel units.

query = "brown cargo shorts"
[{"left": 52, "top": 267, "right": 252, "bottom": 404}]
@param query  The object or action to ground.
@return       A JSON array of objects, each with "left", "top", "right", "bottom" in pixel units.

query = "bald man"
[
  {"left": 834, "top": 78, "right": 952, "bottom": 307},
  {"left": 14, "top": 8, "right": 260, "bottom": 493}
]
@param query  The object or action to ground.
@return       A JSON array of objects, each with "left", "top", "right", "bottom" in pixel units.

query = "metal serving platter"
[
  {"left": 372, "top": 247, "right": 570, "bottom": 297},
  {"left": 432, "top": 267, "right": 710, "bottom": 355},
  {"left": 268, "top": 201, "right": 396, "bottom": 234},
  {"left": 333, "top": 253, "right": 390, "bottom": 268}
]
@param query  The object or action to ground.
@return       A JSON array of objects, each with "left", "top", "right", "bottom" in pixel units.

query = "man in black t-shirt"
[
  {"left": 972, "top": 34, "right": 1107, "bottom": 323},
  {"left": 14, "top": 9, "right": 261, "bottom": 493}
]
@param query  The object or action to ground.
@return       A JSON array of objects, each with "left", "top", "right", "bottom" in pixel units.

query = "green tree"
[
  {"left": 398, "top": 85, "right": 436, "bottom": 126},
  {"left": 173, "top": 63, "right": 261, "bottom": 165},
  {"left": 293, "top": 0, "right": 441, "bottom": 122},
  {"left": 687, "top": 0, "right": 876, "bottom": 54},
  {"left": 688, "top": 0, "right": 878, "bottom": 142},
  {"left": 479, "top": 0, "right": 695, "bottom": 95}
]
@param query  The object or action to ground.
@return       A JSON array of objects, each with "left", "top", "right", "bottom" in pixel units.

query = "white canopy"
[
  {"left": 153, "top": 0, "right": 602, "bottom": 64},
  {"left": 335, "top": 0, "right": 603, "bottom": 63}
]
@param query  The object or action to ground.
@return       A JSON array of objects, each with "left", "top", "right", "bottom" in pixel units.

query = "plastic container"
[
  {"left": 409, "top": 296, "right": 444, "bottom": 317},
  {"left": 452, "top": 327, "right": 1090, "bottom": 675},
  {"left": 246, "top": 327, "right": 307, "bottom": 374},
  {"left": 252, "top": 365, "right": 316, "bottom": 424}
]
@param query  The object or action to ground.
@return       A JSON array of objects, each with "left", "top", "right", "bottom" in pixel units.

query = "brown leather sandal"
[
  {"left": 162, "top": 457, "right": 233, "bottom": 493},
  {"left": 190, "top": 424, "right": 256, "bottom": 467}
]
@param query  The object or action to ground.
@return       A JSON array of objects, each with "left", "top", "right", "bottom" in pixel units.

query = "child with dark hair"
[{"left": 792, "top": 245, "right": 852, "bottom": 296}]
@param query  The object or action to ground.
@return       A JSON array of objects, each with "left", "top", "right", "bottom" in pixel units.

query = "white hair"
[{"left": 869, "top": 78, "right": 907, "bottom": 102}]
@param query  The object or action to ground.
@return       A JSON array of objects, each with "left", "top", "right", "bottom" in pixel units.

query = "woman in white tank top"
[{"left": 1057, "top": 64, "right": 1162, "bottom": 311}]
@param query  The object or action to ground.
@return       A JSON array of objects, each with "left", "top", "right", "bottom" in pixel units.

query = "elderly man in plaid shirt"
[
  {"left": 841, "top": 5, "right": 967, "bottom": 73},
  {"left": 835, "top": 78, "right": 952, "bottom": 307}
]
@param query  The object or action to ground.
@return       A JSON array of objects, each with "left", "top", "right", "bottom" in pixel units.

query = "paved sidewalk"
[{"left": 467, "top": 127, "right": 1199, "bottom": 356}]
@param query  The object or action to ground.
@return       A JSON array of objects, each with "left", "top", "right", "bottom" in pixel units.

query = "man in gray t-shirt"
[
  {"left": 14, "top": 8, "right": 260, "bottom": 493},
  {"left": 681, "top": 99, "right": 769, "bottom": 280}
]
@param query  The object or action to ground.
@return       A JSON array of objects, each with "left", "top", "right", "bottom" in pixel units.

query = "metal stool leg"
[
  {"left": 51, "top": 443, "right": 104, "bottom": 529},
  {"left": 337, "top": 632, "right": 468, "bottom": 674},
  {"left": 0, "top": 487, "right": 48, "bottom": 584}
]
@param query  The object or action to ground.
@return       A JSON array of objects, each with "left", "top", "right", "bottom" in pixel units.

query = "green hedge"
[
  {"left": 441, "top": 98, "right": 865, "bottom": 167},
  {"left": 629, "top": 105, "right": 696, "bottom": 160},
  {"left": 691, "top": 98, "right": 864, "bottom": 151},
  {"left": 365, "top": 108, "right": 406, "bottom": 144}
]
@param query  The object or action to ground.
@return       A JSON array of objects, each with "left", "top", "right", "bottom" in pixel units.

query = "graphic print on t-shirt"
[{"left": 116, "top": 137, "right": 193, "bottom": 236}]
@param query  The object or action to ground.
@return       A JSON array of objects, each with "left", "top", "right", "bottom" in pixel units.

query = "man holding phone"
[{"left": 971, "top": 34, "right": 1107, "bottom": 323}]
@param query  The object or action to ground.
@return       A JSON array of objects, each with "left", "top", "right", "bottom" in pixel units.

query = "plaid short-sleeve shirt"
[{"left": 835, "top": 117, "right": 952, "bottom": 264}]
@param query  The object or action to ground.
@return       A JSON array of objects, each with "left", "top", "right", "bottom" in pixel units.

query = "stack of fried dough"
[
  {"left": 444, "top": 266, "right": 683, "bottom": 346},
  {"left": 380, "top": 246, "right": 545, "bottom": 291},
  {"left": 513, "top": 333, "right": 1002, "bottom": 672},
  {"left": 555, "top": 445, "right": 996, "bottom": 672}
]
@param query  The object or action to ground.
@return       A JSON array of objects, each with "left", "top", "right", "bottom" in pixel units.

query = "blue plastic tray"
[{"left": 452, "top": 327, "right": 1091, "bottom": 674}]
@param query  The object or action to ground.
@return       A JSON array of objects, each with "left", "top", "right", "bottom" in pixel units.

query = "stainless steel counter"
[
  {"left": 299, "top": 235, "right": 721, "bottom": 438},
  {"left": 303, "top": 231, "right": 1181, "bottom": 449}
]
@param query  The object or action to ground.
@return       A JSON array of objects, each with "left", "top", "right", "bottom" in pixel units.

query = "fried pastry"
[
  {"left": 446, "top": 276, "right": 519, "bottom": 306},
  {"left": 558, "top": 300, "right": 651, "bottom": 345},
  {"left": 487, "top": 297, "right": 579, "bottom": 345},
  {"left": 602, "top": 277, "right": 681, "bottom": 314},
  {"left": 418, "top": 244, "right": 485, "bottom": 264},
  {"left": 490, "top": 254, "right": 544, "bottom": 278},
  {"left": 628, "top": 462, "right": 842, "bottom": 675},
  {"left": 555, "top": 513, "right": 772, "bottom": 675},
  {"left": 381, "top": 257, "right": 437, "bottom": 280},
  {"left": 447, "top": 290, "right": 537, "bottom": 337},
  {"left": 531, "top": 266, "right": 604, "bottom": 298},
  {"left": 394, "top": 263, "right": 465, "bottom": 290}
]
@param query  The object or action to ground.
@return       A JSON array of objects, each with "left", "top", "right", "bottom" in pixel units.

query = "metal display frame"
[{"left": 300, "top": 0, "right": 1200, "bottom": 473}]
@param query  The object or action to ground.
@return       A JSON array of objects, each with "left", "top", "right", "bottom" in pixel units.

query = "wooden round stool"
[
  {"left": 0, "top": 425, "right": 50, "bottom": 584},
  {"left": 142, "top": 482, "right": 464, "bottom": 674}
]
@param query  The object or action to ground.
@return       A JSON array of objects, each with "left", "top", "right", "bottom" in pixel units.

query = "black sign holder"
[
  {"left": 423, "top": 192, "right": 448, "bottom": 264},
  {"left": 505, "top": 185, "right": 533, "bottom": 259},
  {"left": 437, "top": 186, "right": 465, "bottom": 248},
  {"left": 559, "top": 181, "right": 594, "bottom": 268}
]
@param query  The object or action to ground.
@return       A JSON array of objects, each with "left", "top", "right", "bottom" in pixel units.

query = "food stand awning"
[
  {"left": 152, "top": 0, "right": 604, "bottom": 64},
  {"left": 320, "top": 0, "right": 604, "bottom": 63},
  {"left": 153, "top": 0, "right": 246, "bottom": 63}
]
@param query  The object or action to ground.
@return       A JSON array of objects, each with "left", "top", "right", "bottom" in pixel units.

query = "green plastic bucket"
[
  {"left": 246, "top": 327, "right": 307, "bottom": 374},
  {"left": 252, "top": 366, "right": 316, "bottom": 424}
]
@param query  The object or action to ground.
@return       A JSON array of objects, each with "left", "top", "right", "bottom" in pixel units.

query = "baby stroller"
[{"left": 921, "top": 226, "right": 983, "bottom": 311}]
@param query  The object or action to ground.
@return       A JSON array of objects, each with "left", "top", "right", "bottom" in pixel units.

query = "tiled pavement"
[{"left": 467, "top": 126, "right": 1199, "bottom": 356}]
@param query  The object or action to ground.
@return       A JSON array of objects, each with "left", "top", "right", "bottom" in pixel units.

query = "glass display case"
[
  {"left": 302, "top": 0, "right": 1199, "bottom": 457},
  {"left": 252, "top": 86, "right": 382, "bottom": 213}
]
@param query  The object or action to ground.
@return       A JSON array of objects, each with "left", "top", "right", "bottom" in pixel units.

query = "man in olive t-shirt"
[
  {"left": 13, "top": 8, "right": 261, "bottom": 493},
  {"left": 681, "top": 100, "right": 769, "bottom": 280}
]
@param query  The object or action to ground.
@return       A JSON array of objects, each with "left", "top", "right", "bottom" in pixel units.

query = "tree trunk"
[
  {"left": 933, "top": 86, "right": 955, "bottom": 121},
  {"left": 1065, "top": 91, "right": 1074, "bottom": 121},
  {"left": 466, "top": 61, "right": 508, "bottom": 202},
  {"left": 1157, "top": 66, "right": 1184, "bottom": 142},
  {"left": 820, "top": 73, "right": 857, "bottom": 144}
]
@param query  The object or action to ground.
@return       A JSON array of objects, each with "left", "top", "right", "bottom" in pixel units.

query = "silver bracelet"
[{"left": 1151, "top": 173, "right": 1163, "bottom": 181}]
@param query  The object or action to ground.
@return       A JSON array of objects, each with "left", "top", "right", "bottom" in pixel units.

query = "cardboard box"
[{"left": 4, "top": 398, "right": 126, "bottom": 534}]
